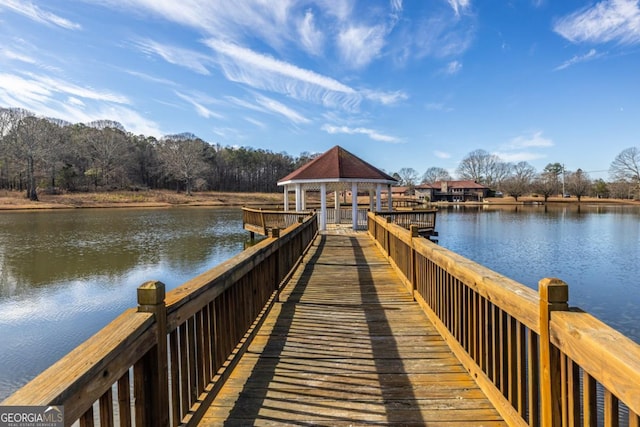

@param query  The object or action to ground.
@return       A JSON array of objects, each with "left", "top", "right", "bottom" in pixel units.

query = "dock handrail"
[
  {"left": 3, "top": 213, "right": 319, "bottom": 426},
  {"left": 374, "top": 209, "right": 436, "bottom": 233},
  {"left": 242, "top": 206, "right": 313, "bottom": 236},
  {"left": 368, "top": 212, "right": 640, "bottom": 426}
]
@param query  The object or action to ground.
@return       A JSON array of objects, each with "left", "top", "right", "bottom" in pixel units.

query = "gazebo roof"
[{"left": 277, "top": 145, "right": 397, "bottom": 186}]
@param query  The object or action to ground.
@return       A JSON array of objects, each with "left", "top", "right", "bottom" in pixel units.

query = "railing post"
[
  {"left": 137, "top": 281, "right": 169, "bottom": 427},
  {"left": 539, "top": 277, "right": 569, "bottom": 427},
  {"left": 385, "top": 216, "right": 392, "bottom": 255},
  {"left": 409, "top": 225, "right": 419, "bottom": 300}
]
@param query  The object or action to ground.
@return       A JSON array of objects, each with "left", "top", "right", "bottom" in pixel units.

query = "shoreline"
[
  {"left": 1, "top": 190, "right": 638, "bottom": 211},
  {"left": 0, "top": 190, "right": 284, "bottom": 211}
]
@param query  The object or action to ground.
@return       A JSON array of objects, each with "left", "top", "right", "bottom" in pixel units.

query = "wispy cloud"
[
  {"left": 554, "top": 0, "right": 640, "bottom": 45},
  {"left": 555, "top": 49, "right": 601, "bottom": 70},
  {"left": 134, "top": 39, "right": 211, "bottom": 75},
  {"left": 425, "top": 102, "right": 453, "bottom": 112},
  {"left": 175, "top": 91, "right": 224, "bottom": 119},
  {"left": 0, "top": 48, "right": 36, "bottom": 64},
  {"left": 445, "top": 60, "right": 463, "bottom": 74},
  {"left": 415, "top": 11, "right": 475, "bottom": 59},
  {"left": 508, "top": 131, "right": 554, "bottom": 149},
  {"left": 255, "top": 95, "right": 310, "bottom": 124},
  {"left": 321, "top": 124, "right": 401, "bottom": 143},
  {"left": 362, "top": 89, "right": 408, "bottom": 105},
  {"left": 297, "top": 9, "right": 324, "bottom": 56},
  {"left": 493, "top": 151, "right": 547, "bottom": 163},
  {"left": 434, "top": 150, "right": 452, "bottom": 159},
  {"left": 203, "top": 38, "right": 368, "bottom": 110},
  {"left": 447, "top": 0, "right": 471, "bottom": 17},
  {"left": 0, "top": 72, "right": 162, "bottom": 136},
  {"left": 0, "top": 0, "right": 81, "bottom": 30},
  {"left": 337, "top": 24, "right": 387, "bottom": 69}
]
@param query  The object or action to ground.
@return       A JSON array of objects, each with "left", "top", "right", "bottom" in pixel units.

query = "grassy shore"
[
  {"left": 0, "top": 189, "right": 284, "bottom": 210},
  {"left": 1, "top": 189, "right": 637, "bottom": 211}
]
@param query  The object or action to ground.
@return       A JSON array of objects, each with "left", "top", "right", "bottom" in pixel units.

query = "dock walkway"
[{"left": 200, "top": 231, "right": 505, "bottom": 426}]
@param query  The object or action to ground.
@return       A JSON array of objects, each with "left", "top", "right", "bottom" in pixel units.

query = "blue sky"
[{"left": 1, "top": 0, "right": 639, "bottom": 180}]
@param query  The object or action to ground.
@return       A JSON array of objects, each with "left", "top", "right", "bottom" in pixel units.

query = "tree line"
[
  {"left": 2, "top": 107, "right": 639, "bottom": 201},
  {"left": 394, "top": 148, "right": 640, "bottom": 201},
  {"left": 0, "top": 107, "right": 316, "bottom": 201}
]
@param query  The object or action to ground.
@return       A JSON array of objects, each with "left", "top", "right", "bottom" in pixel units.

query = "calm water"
[
  {"left": 0, "top": 204, "right": 638, "bottom": 401},
  {"left": 0, "top": 207, "right": 248, "bottom": 401},
  {"left": 435, "top": 204, "right": 640, "bottom": 345}
]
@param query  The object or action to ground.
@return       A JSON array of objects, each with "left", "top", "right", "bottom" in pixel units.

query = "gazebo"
[{"left": 277, "top": 145, "right": 398, "bottom": 231}]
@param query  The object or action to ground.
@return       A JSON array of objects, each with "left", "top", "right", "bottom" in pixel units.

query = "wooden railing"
[
  {"left": 242, "top": 207, "right": 312, "bottom": 236},
  {"left": 325, "top": 207, "right": 369, "bottom": 229},
  {"left": 368, "top": 212, "right": 640, "bottom": 427},
  {"left": 374, "top": 209, "right": 437, "bottom": 235},
  {"left": 3, "top": 214, "right": 318, "bottom": 426}
]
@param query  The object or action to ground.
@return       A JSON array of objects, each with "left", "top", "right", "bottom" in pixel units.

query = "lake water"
[
  {"left": 0, "top": 204, "right": 638, "bottom": 401},
  {"left": 0, "top": 207, "right": 248, "bottom": 401}
]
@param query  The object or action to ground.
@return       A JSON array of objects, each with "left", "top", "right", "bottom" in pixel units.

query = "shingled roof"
[{"left": 278, "top": 145, "right": 397, "bottom": 184}]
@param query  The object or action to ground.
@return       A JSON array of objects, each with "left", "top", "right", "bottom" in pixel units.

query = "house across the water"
[{"left": 414, "top": 180, "right": 490, "bottom": 202}]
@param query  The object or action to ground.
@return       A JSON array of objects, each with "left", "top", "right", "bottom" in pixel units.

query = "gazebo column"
[
  {"left": 301, "top": 188, "right": 306, "bottom": 211},
  {"left": 376, "top": 184, "right": 382, "bottom": 212},
  {"left": 295, "top": 184, "right": 302, "bottom": 211},
  {"left": 387, "top": 184, "right": 393, "bottom": 212},
  {"left": 334, "top": 190, "right": 340, "bottom": 224},
  {"left": 369, "top": 189, "right": 375, "bottom": 212},
  {"left": 283, "top": 186, "right": 289, "bottom": 211},
  {"left": 352, "top": 182, "right": 358, "bottom": 231},
  {"left": 320, "top": 183, "right": 327, "bottom": 231}
]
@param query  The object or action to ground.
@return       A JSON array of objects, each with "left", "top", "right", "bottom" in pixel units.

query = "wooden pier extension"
[
  {"left": 200, "top": 231, "right": 504, "bottom": 425},
  {"left": 4, "top": 211, "right": 639, "bottom": 426}
]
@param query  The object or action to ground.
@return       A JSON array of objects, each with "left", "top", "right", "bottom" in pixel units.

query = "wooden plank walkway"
[{"left": 200, "top": 231, "right": 505, "bottom": 426}]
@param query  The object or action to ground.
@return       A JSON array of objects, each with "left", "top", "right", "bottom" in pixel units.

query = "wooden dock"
[{"left": 200, "top": 231, "right": 505, "bottom": 426}]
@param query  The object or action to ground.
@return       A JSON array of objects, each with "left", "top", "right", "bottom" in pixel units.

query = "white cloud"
[
  {"left": 175, "top": 91, "right": 224, "bottom": 119},
  {"left": 255, "top": 95, "right": 310, "bottom": 124},
  {"left": 0, "top": 0, "right": 81, "bottom": 30},
  {"left": 493, "top": 151, "right": 546, "bottom": 163},
  {"left": 434, "top": 150, "right": 451, "bottom": 159},
  {"left": 447, "top": 0, "right": 471, "bottom": 17},
  {"left": 415, "top": 13, "right": 475, "bottom": 59},
  {"left": 337, "top": 24, "right": 387, "bottom": 69},
  {"left": 508, "top": 131, "right": 554, "bottom": 149},
  {"left": 425, "top": 102, "right": 453, "bottom": 112},
  {"left": 244, "top": 117, "right": 266, "bottom": 128},
  {"left": 321, "top": 124, "right": 401, "bottom": 143},
  {"left": 0, "top": 72, "right": 162, "bottom": 136},
  {"left": 554, "top": 0, "right": 640, "bottom": 45},
  {"left": 0, "top": 72, "right": 129, "bottom": 106},
  {"left": 298, "top": 9, "right": 324, "bottom": 56},
  {"left": 134, "top": 39, "right": 211, "bottom": 75},
  {"left": 362, "top": 89, "right": 408, "bottom": 105},
  {"left": 555, "top": 49, "right": 601, "bottom": 70},
  {"left": 1, "top": 48, "right": 36, "bottom": 64},
  {"left": 204, "top": 38, "right": 365, "bottom": 110},
  {"left": 446, "top": 60, "right": 463, "bottom": 74}
]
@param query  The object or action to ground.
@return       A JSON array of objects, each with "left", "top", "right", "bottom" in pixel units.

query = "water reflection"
[{"left": 0, "top": 207, "right": 247, "bottom": 400}]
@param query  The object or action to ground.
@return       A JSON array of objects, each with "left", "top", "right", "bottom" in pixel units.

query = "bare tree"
[
  {"left": 421, "top": 167, "right": 452, "bottom": 184},
  {"left": 396, "top": 167, "right": 419, "bottom": 187},
  {"left": 158, "top": 134, "right": 208, "bottom": 195},
  {"left": 501, "top": 161, "right": 535, "bottom": 201},
  {"left": 4, "top": 110, "right": 52, "bottom": 200},
  {"left": 610, "top": 147, "right": 640, "bottom": 199},
  {"left": 566, "top": 169, "right": 591, "bottom": 201},
  {"left": 532, "top": 171, "right": 557, "bottom": 203},
  {"left": 456, "top": 149, "right": 508, "bottom": 188}
]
